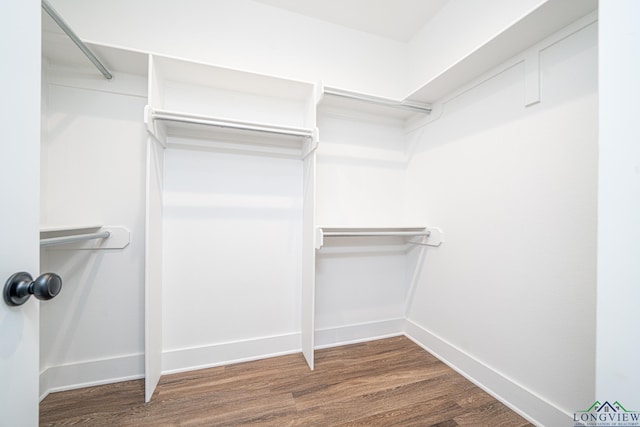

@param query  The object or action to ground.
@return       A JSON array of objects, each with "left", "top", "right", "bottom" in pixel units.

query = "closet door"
[
  {"left": 145, "top": 136, "right": 165, "bottom": 401},
  {"left": 0, "top": 1, "right": 41, "bottom": 423}
]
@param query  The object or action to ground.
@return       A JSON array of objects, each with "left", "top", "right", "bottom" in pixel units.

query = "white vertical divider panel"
[
  {"left": 301, "top": 84, "right": 320, "bottom": 370},
  {"left": 144, "top": 135, "right": 164, "bottom": 402},
  {"left": 145, "top": 55, "right": 165, "bottom": 402},
  {"left": 301, "top": 151, "right": 316, "bottom": 370}
]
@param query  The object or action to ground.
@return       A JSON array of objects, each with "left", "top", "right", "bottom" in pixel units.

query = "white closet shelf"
[
  {"left": 151, "top": 55, "right": 315, "bottom": 101},
  {"left": 40, "top": 225, "right": 130, "bottom": 250},
  {"left": 405, "top": 0, "right": 597, "bottom": 103},
  {"left": 315, "top": 226, "right": 443, "bottom": 249}
]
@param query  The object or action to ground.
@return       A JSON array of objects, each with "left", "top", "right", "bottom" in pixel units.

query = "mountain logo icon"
[{"left": 574, "top": 401, "right": 639, "bottom": 426}]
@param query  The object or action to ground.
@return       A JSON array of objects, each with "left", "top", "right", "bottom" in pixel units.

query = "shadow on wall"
[{"left": 40, "top": 249, "right": 107, "bottom": 365}]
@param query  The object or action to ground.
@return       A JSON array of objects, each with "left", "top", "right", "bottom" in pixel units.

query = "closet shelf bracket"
[
  {"left": 302, "top": 130, "right": 320, "bottom": 159},
  {"left": 407, "top": 227, "right": 444, "bottom": 248}
]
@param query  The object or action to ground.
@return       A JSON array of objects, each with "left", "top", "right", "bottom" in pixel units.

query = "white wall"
[
  {"left": 315, "top": 112, "right": 408, "bottom": 227},
  {"left": 49, "top": 0, "right": 408, "bottom": 99},
  {"left": 161, "top": 145, "right": 303, "bottom": 372},
  {"left": 40, "top": 70, "right": 148, "bottom": 394},
  {"left": 405, "top": 21, "right": 598, "bottom": 426},
  {"left": 596, "top": 0, "right": 640, "bottom": 407}
]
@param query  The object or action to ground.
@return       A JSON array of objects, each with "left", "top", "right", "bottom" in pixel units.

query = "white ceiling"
[{"left": 253, "top": 0, "right": 449, "bottom": 42}]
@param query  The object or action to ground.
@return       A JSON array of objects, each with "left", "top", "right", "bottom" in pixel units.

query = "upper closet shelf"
[
  {"left": 406, "top": 0, "right": 598, "bottom": 103},
  {"left": 315, "top": 227, "right": 443, "bottom": 249},
  {"left": 147, "top": 55, "right": 318, "bottom": 154}
]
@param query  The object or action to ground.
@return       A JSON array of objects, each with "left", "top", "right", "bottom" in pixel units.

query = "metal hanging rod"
[
  {"left": 151, "top": 109, "right": 315, "bottom": 139},
  {"left": 41, "top": 0, "right": 113, "bottom": 80},
  {"left": 321, "top": 230, "right": 431, "bottom": 237},
  {"left": 40, "top": 231, "right": 111, "bottom": 247},
  {"left": 323, "top": 87, "right": 432, "bottom": 114},
  {"left": 315, "top": 227, "right": 432, "bottom": 249}
]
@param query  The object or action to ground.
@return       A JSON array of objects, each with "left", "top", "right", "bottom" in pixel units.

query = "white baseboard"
[
  {"left": 161, "top": 318, "right": 406, "bottom": 376},
  {"left": 314, "top": 318, "right": 405, "bottom": 349},
  {"left": 39, "top": 353, "right": 144, "bottom": 401},
  {"left": 404, "top": 319, "right": 570, "bottom": 427},
  {"left": 38, "top": 321, "right": 405, "bottom": 400},
  {"left": 40, "top": 319, "right": 562, "bottom": 427},
  {"left": 161, "top": 332, "right": 302, "bottom": 375},
  {"left": 38, "top": 333, "right": 302, "bottom": 400}
]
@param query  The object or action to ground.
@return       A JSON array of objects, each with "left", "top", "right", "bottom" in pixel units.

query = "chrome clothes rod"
[
  {"left": 41, "top": 0, "right": 113, "bottom": 80},
  {"left": 152, "top": 109, "right": 314, "bottom": 139},
  {"left": 322, "top": 230, "right": 431, "bottom": 237},
  {"left": 40, "top": 231, "right": 111, "bottom": 247},
  {"left": 324, "top": 87, "right": 432, "bottom": 114}
]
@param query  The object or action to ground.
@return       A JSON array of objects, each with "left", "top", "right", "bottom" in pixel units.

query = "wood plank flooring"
[{"left": 40, "top": 336, "right": 533, "bottom": 426}]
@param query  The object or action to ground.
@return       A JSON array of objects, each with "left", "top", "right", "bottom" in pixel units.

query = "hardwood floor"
[{"left": 40, "top": 336, "right": 533, "bottom": 426}]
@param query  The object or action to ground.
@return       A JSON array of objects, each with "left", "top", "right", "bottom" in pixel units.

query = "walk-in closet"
[{"left": 3, "top": 1, "right": 639, "bottom": 426}]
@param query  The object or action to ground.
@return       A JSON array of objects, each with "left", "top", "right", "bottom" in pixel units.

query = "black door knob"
[{"left": 3, "top": 272, "right": 62, "bottom": 306}]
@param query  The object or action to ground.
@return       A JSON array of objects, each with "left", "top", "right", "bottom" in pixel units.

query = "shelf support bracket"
[
  {"left": 301, "top": 128, "right": 320, "bottom": 160},
  {"left": 407, "top": 227, "right": 444, "bottom": 247},
  {"left": 524, "top": 49, "right": 541, "bottom": 107}
]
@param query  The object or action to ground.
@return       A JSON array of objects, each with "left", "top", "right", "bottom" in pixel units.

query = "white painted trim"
[
  {"left": 161, "top": 333, "right": 302, "bottom": 375},
  {"left": 404, "top": 320, "right": 570, "bottom": 427},
  {"left": 315, "top": 318, "right": 405, "bottom": 349},
  {"left": 39, "top": 353, "right": 144, "bottom": 401}
]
